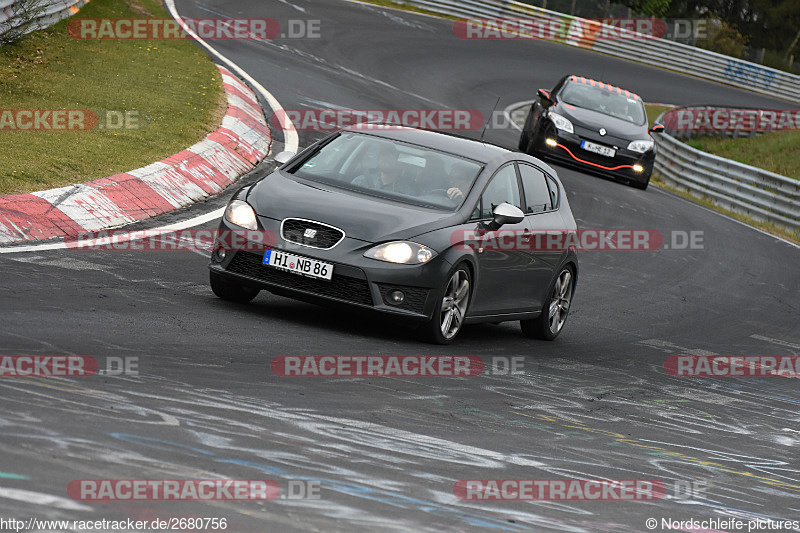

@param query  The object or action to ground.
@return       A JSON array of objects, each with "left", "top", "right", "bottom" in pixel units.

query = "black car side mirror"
[
  {"left": 489, "top": 202, "right": 525, "bottom": 230},
  {"left": 537, "top": 88, "right": 552, "bottom": 103},
  {"left": 649, "top": 124, "right": 665, "bottom": 133}
]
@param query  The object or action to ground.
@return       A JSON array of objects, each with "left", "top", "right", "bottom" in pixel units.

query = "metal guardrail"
[
  {"left": 0, "top": 0, "right": 89, "bottom": 36},
  {"left": 394, "top": 0, "right": 800, "bottom": 232},
  {"left": 507, "top": 101, "right": 799, "bottom": 233},
  {"left": 652, "top": 125, "right": 800, "bottom": 233},
  {"left": 394, "top": 0, "right": 800, "bottom": 104}
]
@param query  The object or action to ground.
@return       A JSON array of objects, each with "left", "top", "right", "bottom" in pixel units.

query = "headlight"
[
  {"left": 224, "top": 200, "right": 258, "bottom": 230},
  {"left": 627, "top": 139, "right": 654, "bottom": 153},
  {"left": 364, "top": 241, "right": 436, "bottom": 265},
  {"left": 548, "top": 112, "right": 574, "bottom": 134}
]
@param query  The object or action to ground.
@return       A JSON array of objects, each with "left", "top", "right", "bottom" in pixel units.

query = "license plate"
[
  {"left": 263, "top": 249, "right": 333, "bottom": 281},
  {"left": 581, "top": 140, "right": 615, "bottom": 157}
]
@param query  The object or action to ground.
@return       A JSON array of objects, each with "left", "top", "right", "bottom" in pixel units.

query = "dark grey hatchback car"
[{"left": 209, "top": 125, "right": 578, "bottom": 344}]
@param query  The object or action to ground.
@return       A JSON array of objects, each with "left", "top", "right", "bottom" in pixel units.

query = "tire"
[
  {"left": 517, "top": 105, "right": 537, "bottom": 154},
  {"left": 518, "top": 129, "right": 532, "bottom": 153},
  {"left": 419, "top": 265, "right": 472, "bottom": 345},
  {"left": 210, "top": 270, "right": 260, "bottom": 304},
  {"left": 520, "top": 265, "right": 574, "bottom": 340}
]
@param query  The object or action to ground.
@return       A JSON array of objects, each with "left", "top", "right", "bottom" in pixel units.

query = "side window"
[
  {"left": 480, "top": 164, "right": 522, "bottom": 219},
  {"left": 469, "top": 202, "right": 481, "bottom": 220},
  {"left": 550, "top": 76, "right": 567, "bottom": 101},
  {"left": 519, "top": 164, "right": 551, "bottom": 214},
  {"left": 546, "top": 175, "right": 560, "bottom": 209}
]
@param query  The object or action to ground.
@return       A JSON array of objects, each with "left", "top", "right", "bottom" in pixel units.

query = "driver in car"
[
  {"left": 446, "top": 162, "right": 476, "bottom": 201},
  {"left": 352, "top": 144, "right": 414, "bottom": 194},
  {"left": 608, "top": 97, "right": 633, "bottom": 122}
]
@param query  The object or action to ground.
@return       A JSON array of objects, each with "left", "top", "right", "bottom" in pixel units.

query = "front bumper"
[
  {"left": 541, "top": 130, "right": 654, "bottom": 185},
  {"left": 209, "top": 217, "right": 448, "bottom": 322}
]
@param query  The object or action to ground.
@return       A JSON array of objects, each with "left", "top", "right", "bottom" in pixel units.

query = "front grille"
[
  {"left": 281, "top": 219, "right": 344, "bottom": 249},
  {"left": 563, "top": 138, "right": 627, "bottom": 168},
  {"left": 226, "top": 251, "right": 373, "bottom": 306},
  {"left": 377, "top": 284, "right": 430, "bottom": 314}
]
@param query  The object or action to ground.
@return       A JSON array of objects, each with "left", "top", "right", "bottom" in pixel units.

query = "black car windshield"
[
  {"left": 560, "top": 82, "right": 646, "bottom": 125},
  {"left": 288, "top": 132, "right": 483, "bottom": 210}
]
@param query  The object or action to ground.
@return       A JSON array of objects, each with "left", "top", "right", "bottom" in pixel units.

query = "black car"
[
  {"left": 209, "top": 125, "right": 578, "bottom": 344},
  {"left": 518, "top": 75, "right": 664, "bottom": 190}
]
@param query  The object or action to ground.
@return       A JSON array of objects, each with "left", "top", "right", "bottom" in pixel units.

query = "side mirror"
[
  {"left": 274, "top": 150, "right": 296, "bottom": 167},
  {"left": 537, "top": 88, "right": 552, "bottom": 103},
  {"left": 649, "top": 124, "right": 665, "bottom": 134},
  {"left": 489, "top": 202, "right": 525, "bottom": 230}
]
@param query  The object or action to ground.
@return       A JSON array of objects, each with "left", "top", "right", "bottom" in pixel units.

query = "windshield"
[
  {"left": 287, "top": 132, "right": 483, "bottom": 210},
  {"left": 560, "top": 82, "right": 646, "bottom": 125}
]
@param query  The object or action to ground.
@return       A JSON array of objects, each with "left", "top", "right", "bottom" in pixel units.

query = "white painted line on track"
[
  {"left": 0, "top": 1, "right": 297, "bottom": 255},
  {"left": 651, "top": 186, "right": 800, "bottom": 250},
  {"left": 0, "top": 209, "right": 226, "bottom": 254},
  {"left": 750, "top": 334, "right": 800, "bottom": 351},
  {"left": 503, "top": 100, "right": 535, "bottom": 132}
]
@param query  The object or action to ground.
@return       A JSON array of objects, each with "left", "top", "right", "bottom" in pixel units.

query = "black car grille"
[
  {"left": 281, "top": 219, "right": 344, "bottom": 249},
  {"left": 377, "top": 283, "right": 430, "bottom": 315},
  {"left": 561, "top": 136, "right": 630, "bottom": 168},
  {"left": 227, "top": 251, "right": 373, "bottom": 306}
]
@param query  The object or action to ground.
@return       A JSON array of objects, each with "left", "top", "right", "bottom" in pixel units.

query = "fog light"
[
  {"left": 633, "top": 164, "right": 644, "bottom": 173},
  {"left": 545, "top": 138, "right": 557, "bottom": 147},
  {"left": 388, "top": 290, "right": 405, "bottom": 305}
]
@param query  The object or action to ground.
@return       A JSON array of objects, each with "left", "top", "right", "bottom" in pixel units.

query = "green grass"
[
  {"left": 0, "top": 0, "right": 225, "bottom": 195},
  {"left": 685, "top": 131, "right": 799, "bottom": 180},
  {"left": 644, "top": 104, "right": 671, "bottom": 128},
  {"left": 644, "top": 104, "right": 798, "bottom": 243},
  {"left": 645, "top": 105, "right": 798, "bottom": 181}
]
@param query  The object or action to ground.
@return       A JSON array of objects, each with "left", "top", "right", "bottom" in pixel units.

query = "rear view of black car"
[{"left": 518, "top": 75, "right": 664, "bottom": 190}]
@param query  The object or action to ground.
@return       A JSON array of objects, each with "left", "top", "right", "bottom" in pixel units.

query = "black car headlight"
[
  {"left": 548, "top": 112, "right": 574, "bottom": 134},
  {"left": 627, "top": 139, "right": 654, "bottom": 153},
  {"left": 224, "top": 200, "right": 258, "bottom": 230},
  {"left": 364, "top": 241, "right": 436, "bottom": 265}
]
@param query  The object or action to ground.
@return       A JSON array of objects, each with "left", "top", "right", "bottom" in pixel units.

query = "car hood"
[
  {"left": 555, "top": 104, "right": 647, "bottom": 138},
  {"left": 247, "top": 170, "right": 458, "bottom": 243}
]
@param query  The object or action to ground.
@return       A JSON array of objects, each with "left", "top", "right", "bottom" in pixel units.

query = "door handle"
[{"left": 522, "top": 229, "right": 532, "bottom": 242}]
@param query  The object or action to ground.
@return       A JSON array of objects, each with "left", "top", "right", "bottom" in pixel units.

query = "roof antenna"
[{"left": 479, "top": 96, "right": 501, "bottom": 143}]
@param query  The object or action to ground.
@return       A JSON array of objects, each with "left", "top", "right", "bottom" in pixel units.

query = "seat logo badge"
[
  {"left": 599, "top": 128, "right": 607, "bottom": 136},
  {"left": 303, "top": 229, "right": 317, "bottom": 238}
]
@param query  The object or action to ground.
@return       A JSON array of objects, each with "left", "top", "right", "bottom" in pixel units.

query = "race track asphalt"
[{"left": 1, "top": 1, "right": 798, "bottom": 531}]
